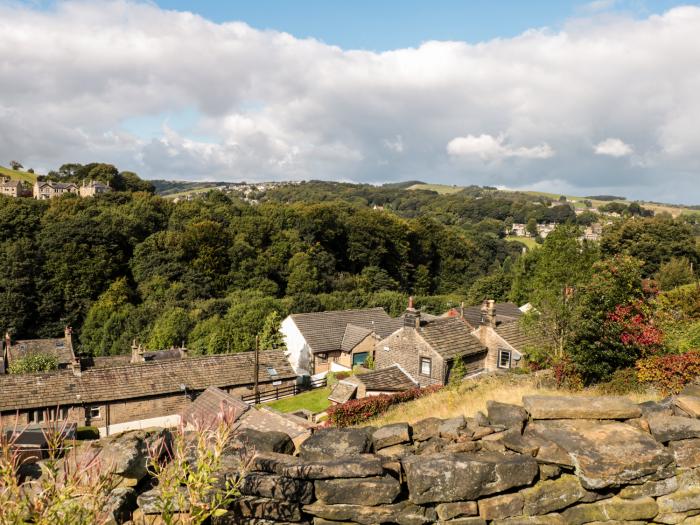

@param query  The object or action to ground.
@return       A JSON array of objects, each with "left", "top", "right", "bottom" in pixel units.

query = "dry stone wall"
[{"left": 88, "top": 384, "right": 700, "bottom": 524}]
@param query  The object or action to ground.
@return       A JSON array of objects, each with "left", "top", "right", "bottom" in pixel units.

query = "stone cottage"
[{"left": 280, "top": 308, "right": 402, "bottom": 376}]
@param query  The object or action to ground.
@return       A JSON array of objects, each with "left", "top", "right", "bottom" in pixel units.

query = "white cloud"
[
  {"left": 582, "top": 0, "right": 618, "bottom": 13},
  {"left": 594, "top": 138, "right": 634, "bottom": 157},
  {"left": 447, "top": 134, "right": 554, "bottom": 161},
  {"left": 0, "top": 1, "right": 700, "bottom": 201}
]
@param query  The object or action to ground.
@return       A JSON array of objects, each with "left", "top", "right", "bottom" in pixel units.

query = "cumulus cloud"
[
  {"left": 1, "top": 1, "right": 700, "bottom": 202},
  {"left": 447, "top": 134, "right": 554, "bottom": 161},
  {"left": 594, "top": 138, "right": 634, "bottom": 157}
]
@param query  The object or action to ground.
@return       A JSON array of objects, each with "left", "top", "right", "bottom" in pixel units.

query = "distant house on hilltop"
[
  {"left": 280, "top": 308, "right": 402, "bottom": 376},
  {"left": 79, "top": 180, "right": 112, "bottom": 197},
  {"left": 33, "top": 180, "right": 78, "bottom": 199},
  {"left": 0, "top": 178, "right": 23, "bottom": 198}
]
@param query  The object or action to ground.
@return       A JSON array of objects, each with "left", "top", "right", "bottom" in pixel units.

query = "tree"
[
  {"left": 413, "top": 264, "right": 433, "bottom": 295},
  {"left": 258, "top": 310, "right": 285, "bottom": 350},
  {"left": 9, "top": 160, "right": 22, "bottom": 171},
  {"left": 524, "top": 225, "right": 598, "bottom": 359},
  {"left": 655, "top": 257, "right": 695, "bottom": 291},
  {"left": 9, "top": 353, "right": 58, "bottom": 374},
  {"left": 147, "top": 307, "right": 192, "bottom": 349},
  {"left": 449, "top": 355, "right": 467, "bottom": 385},
  {"left": 526, "top": 218, "right": 538, "bottom": 237},
  {"left": 558, "top": 195, "right": 567, "bottom": 202}
]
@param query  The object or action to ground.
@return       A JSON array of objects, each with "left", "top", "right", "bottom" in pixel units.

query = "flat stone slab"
[
  {"left": 647, "top": 414, "right": 700, "bottom": 442},
  {"left": 523, "top": 395, "right": 641, "bottom": 420},
  {"left": 402, "top": 451, "right": 537, "bottom": 504},
  {"left": 525, "top": 419, "right": 674, "bottom": 489},
  {"left": 303, "top": 501, "right": 436, "bottom": 525},
  {"left": 315, "top": 475, "right": 401, "bottom": 506},
  {"left": 676, "top": 395, "right": 700, "bottom": 418}
]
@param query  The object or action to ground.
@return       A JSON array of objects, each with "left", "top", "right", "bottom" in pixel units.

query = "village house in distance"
[{"left": 0, "top": 331, "right": 296, "bottom": 436}]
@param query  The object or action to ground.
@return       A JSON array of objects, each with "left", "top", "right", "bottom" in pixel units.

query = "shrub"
[
  {"left": 76, "top": 426, "right": 100, "bottom": 440},
  {"left": 637, "top": 350, "right": 700, "bottom": 394},
  {"left": 596, "top": 368, "right": 644, "bottom": 395},
  {"left": 327, "top": 385, "right": 442, "bottom": 427},
  {"left": 8, "top": 353, "right": 59, "bottom": 374}
]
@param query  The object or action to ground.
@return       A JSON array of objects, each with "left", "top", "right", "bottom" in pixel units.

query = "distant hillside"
[
  {"left": 407, "top": 183, "right": 696, "bottom": 218},
  {"left": 0, "top": 165, "right": 37, "bottom": 184}
]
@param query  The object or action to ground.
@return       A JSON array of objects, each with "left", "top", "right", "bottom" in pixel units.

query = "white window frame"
[
  {"left": 419, "top": 357, "right": 432, "bottom": 377},
  {"left": 498, "top": 349, "right": 512, "bottom": 369},
  {"left": 88, "top": 406, "right": 101, "bottom": 420}
]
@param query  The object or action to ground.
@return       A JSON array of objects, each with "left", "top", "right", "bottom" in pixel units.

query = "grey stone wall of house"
[
  {"left": 24, "top": 384, "right": 700, "bottom": 524},
  {"left": 374, "top": 328, "right": 446, "bottom": 386}
]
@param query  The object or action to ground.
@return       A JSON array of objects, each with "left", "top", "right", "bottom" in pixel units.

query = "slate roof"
[
  {"left": 8, "top": 338, "right": 75, "bottom": 367},
  {"left": 495, "top": 320, "right": 539, "bottom": 354},
  {"left": 340, "top": 324, "right": 373, "bottom": 353},
  {"left": 350, "top": 365, "right": 418, "bottom": 392},
  {"left": 290, "top": 308, "right": 401, "bottom": 354},
  {"left": 418, "top": 318, "right": 487, "bottom": 361},
  {"left": 181, "top": 386, "right": 250, "bottom": 426},
  {"left": 0, "top": 350, "right": 295, "bottom": 412},
  {"left": 235, "top": 406, "right": 314, "bottom": 441},
  {"left": 328, "top": 381, "right": 358, "bottom": 404},
  {"left": 461, "top": 302, "right": 523, "bottom": 328}
]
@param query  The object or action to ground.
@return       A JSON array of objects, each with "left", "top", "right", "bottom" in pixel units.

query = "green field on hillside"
[
  {"left": 0, "top": 165, "right": 38, "bottom": 184},
  {"left": 407, "top": 183, "right": 463, "bottom": 195},
  {"left": 505, "top": 236, "right": 540, "bottom": 250}
]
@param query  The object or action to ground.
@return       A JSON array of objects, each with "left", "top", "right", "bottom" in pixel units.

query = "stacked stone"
[{"left": 103, "top": 383, "right": 700, "bottom": 524}]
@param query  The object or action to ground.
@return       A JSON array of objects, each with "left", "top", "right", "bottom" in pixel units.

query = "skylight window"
[{"left": 266, "top": 366, "right": 278, "bottom": 376}]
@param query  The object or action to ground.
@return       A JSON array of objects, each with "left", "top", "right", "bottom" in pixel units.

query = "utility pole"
[{"left": 254, "top": 335, "right": 260, "bottom": 404}]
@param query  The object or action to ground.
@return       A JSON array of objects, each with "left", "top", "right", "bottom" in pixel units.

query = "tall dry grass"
[{"left": 367, "top": 372, "right": 659, "bottom": 427}]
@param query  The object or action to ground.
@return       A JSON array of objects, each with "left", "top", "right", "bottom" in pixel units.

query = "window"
[
  {"left": 420, "top": 357, "right": 432, "bottom": 376},
  {"left": 28, "top": 409, "right": 44, "bottom": 424},
  {"left": 318, "top": 353, "right": 328, "bottom": 363},
  {"left": 88, "top": 406, "right": 101, "bottom": 420},
  {"left": 266, "top": 366, "right": 278, "bottom": 377},
  {"left": 499, "top": 350, "right": 512, "bottom": 369},
  {"left": 353, "top": 352, "right": 369, "bottom": 367}
]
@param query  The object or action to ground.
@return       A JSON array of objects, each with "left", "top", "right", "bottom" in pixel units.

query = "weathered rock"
[
  {"left": 655, "top": 509, "right": 700, "bottom": 524},
  {"left": 415, "top": 436, "right": 448, "bottom": 455},
  {"left": 373, "top": 423, "right": 411, "bottom": 450},
  {"left": 103, "top": 487, "right": 137, "bottom": 525},
  {"left": 402, "top": 451, "right": 538, "bottom": 504},
  {"left": 525, "top": 419, "right": 674, "bottom": 489},
  {"left": 444, "top": 440, "right": 480, "bottom": 453},
  {"left": 520, "top": 474, "right": 590, "bottom": 515},
  {"left": 670, "top": 439, "right": 700, "bottom": 468},
  {"left": 298, "top": 428, "right": 373, "bottom": 460},
  {"left": 560, "top": 496, "right": 658, "bottom": 525},
  {"left": 492, "top": 516, "right": 564, "bottom": 525},
  {"left": 315, "top": 475, "right": 401, "bottom": 506},
  {"left": 676, "top": 395, "right": 700, "bottom": 418},
  {"left": 639, "top": 398, "right": 674, "bottom": 417},
  {"left": 227, "top": 496, "right": 303, "bottom": 522},
  {"left": 523, "top": 395, "right": 641, "bottom": 420},
  {"left": 538, "top": 464, "right": 561, "bottom": 480},
  {"left": 648, "top": 414, "right": 700, "bottom": 442},
  {"left": 501, "top": 432, "right": 540, "bottom": 457},
  {"left": 231, "top": 428, "right": 295, "bottom": 455},
  {"left": 439, "top": 416, "right": 467, "bottom": 440},
  {"left": 679, "top": 468, "right": 700, "bottom": 489},
  {"left": 304, "top": 501, "right": 436, "bottom": 525},
  {"left": 137, "top": 487, "right": 189, "bottom": 514},
  {"left": 376, "top": 443, "right": 413, "bottom": 458},
  {"left": 479, "top": 493, "right": 524, "bottom": 520},
  {"left": 69, "top": 428, "right": 168, "bottom": 485},
  {"left": 240, "top": 472, "right": 314, "bottom": 503},
  {"left": 618, "top": 476, "right": 679, "bottom": 499},
  {"left": 282, "top": 456, "right": 386, "bottom": 480},
  {"left": 436, "top": 501, "right": 478, "bottom": 520},
  {"left": 250, "top": 451, "right": 384, "bottom": 479},
  {"left": 412, "top": 417, "right": 442, "bottom": 442},
  {"left": 439, "top": 518, "right": 486, "bottom": 524},
  {"left": 214, "top": 515, "right": 311, "bottom": 525},
  {"left": 487, "top": 401, "right": 529, "bottom": 430},
  {"left": 658, "top": 488, "right": 700, "bottom": 514}
]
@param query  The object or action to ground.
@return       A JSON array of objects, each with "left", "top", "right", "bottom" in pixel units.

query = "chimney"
[
  {"left": 480, "top": 300, "right": 497, "bottom": 327},
  {"left": 460, "top": 301, "right": 465, "bottom": 320},
  {"left": 404, "top": 296, "right": 421, "bottom": 329},
  {"left": 4, "top": 331, "right": 10, "bottom": 351},
  {"left": 131, "top": 340, "right": 145, "bottom": 363}
]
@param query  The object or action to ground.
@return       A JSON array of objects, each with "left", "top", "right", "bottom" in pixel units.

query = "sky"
[{"left": 1, "top": 0, "right": 699, "bottom": 203}]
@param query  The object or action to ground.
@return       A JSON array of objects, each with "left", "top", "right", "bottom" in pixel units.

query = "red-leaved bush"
[
  {"left": 327, "top": 385, "right": 442, "bottom": 427},
  {"left": 637, "top": 350, "right": 700, "bottom": 394},
  {"left": 606, "top": 299, "right": 664, "bottom": 356}
]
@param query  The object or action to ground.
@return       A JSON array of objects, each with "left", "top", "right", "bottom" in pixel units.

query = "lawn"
[
  {"left": 407, "top": 183, "right": 464, "bottom": 195},
  {"left": 0, "top": 165, "right": 38, "bottom": 184},
  {"left": 264, "top": 386, "right": 332, "bottom": 414},
  {"left": 505, "top": 236, "right": 539, "bottom": 250}
]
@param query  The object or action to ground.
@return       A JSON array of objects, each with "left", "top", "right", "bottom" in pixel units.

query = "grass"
[
  {"left": 264, "top": 387, "right": 332, "bottom": 414},
  {"left": 407, "top": 183, "right": 464, "bottom": 195},
  {"left": 366, "top": 372, "right": 659, "bottom": 427},
  {"left": 0, "top": 165, "right": 38, "bottom": 184},
  {"left": 505, "top": 236, "right": 540, "bottom": 250}
]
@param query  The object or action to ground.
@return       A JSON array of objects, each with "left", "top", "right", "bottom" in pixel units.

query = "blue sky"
[
  {"left": 2, "top": 0, "right": 700, "bottom": 203},
  {"left": 155, "top": 0, "right": 689, "bottom": 49}
]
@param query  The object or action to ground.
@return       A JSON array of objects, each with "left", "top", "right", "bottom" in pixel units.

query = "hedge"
[
  {"left": 637, "top": 350, "right": 700, "bottom": 394},
  {"left": 327, "top": 385, "right": 442, "bottom": 427}
]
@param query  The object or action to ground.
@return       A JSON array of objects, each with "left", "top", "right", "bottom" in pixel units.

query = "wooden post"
[{"left": 254, "top": 335, "right": 259, "bottom": 404}]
